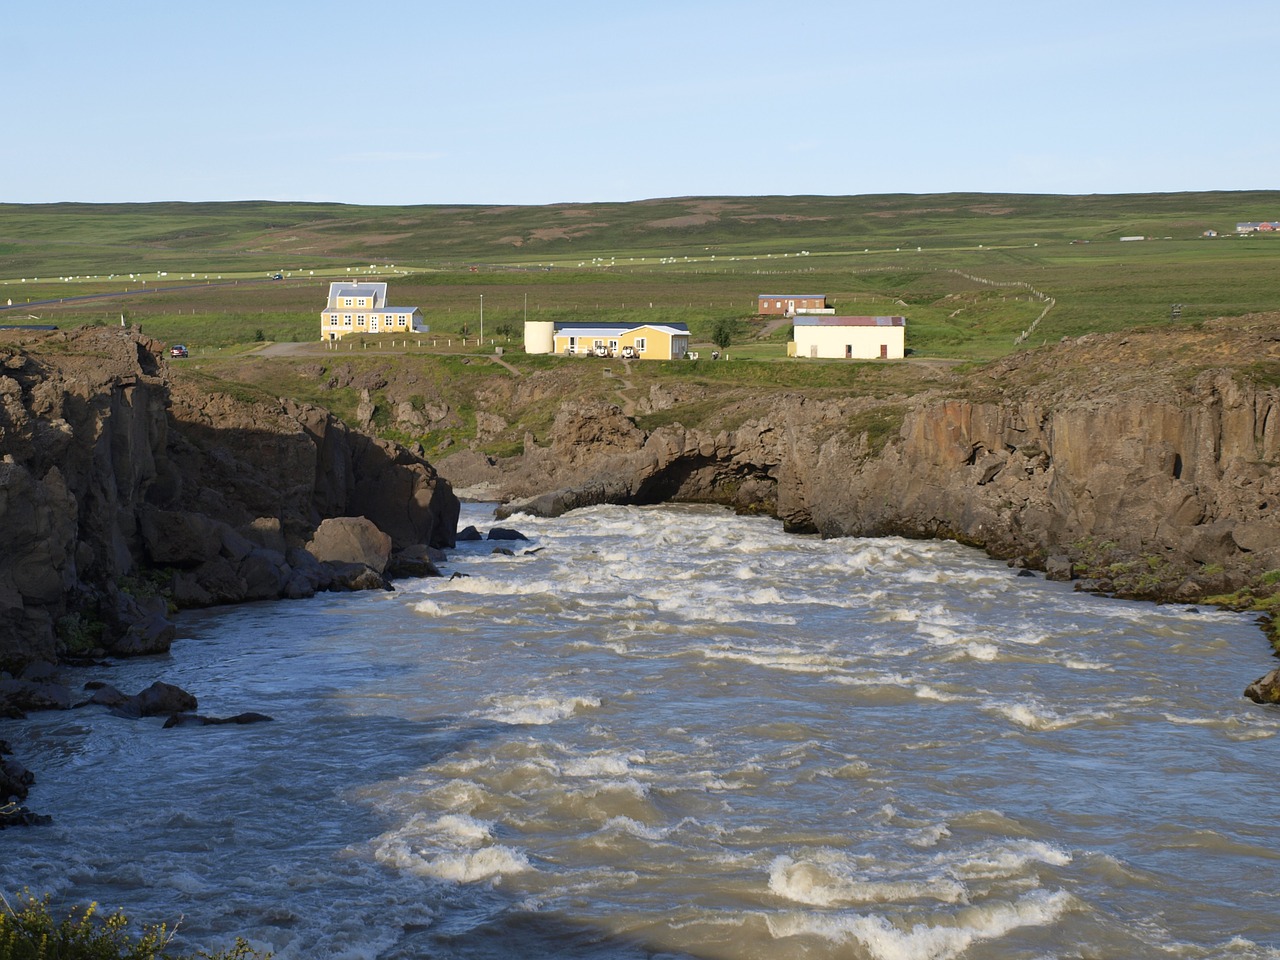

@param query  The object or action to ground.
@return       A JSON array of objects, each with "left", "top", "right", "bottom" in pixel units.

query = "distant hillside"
[
  {"left": 4, "top": 192, "right": 1280, "bottom": 363},
  {"left": 3, "top": 191, "right": 1280, "bottom": 273}
]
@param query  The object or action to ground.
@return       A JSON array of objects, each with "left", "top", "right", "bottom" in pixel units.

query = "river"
[{"left": 3, "top": 503, "right": 1278, "bottom": 959}]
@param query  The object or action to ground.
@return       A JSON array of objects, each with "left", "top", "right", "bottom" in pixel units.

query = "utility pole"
[{"left": 480, "top": 294, "right": 484, "bottom": 345}]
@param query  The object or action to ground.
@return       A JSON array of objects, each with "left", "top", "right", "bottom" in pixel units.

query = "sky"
[{"left": 4, "top": 0, "right": 1277, "bottom": 205}]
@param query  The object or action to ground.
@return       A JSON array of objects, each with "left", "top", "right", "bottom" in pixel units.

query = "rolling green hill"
[{"left": 2, "top": 192, "right": 1279, "bottom": 360}]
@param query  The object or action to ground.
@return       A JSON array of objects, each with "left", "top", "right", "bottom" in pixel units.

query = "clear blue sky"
[{"left": 5, "top": 0, "right": 1276, "bottom": 204}]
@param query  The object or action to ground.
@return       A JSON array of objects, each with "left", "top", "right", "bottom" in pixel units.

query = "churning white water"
[{"left": 4, "top": 503, "right": 1279, "bottom": 959}]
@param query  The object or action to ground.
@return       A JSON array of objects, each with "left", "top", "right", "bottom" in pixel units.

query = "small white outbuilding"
[{"left": 790, "top": 316, "right": 906, "bottom": 360}]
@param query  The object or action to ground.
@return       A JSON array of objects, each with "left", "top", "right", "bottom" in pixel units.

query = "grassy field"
[{"left": 3, "top": 192, "right": 1279, "bottom": 362}]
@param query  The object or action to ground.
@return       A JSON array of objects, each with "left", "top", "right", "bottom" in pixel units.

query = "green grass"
[{"left": 4, "top": 192, "right": 1279, "bottom": 365}]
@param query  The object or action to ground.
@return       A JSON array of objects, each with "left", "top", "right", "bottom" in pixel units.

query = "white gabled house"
[{"left": 321, "top": 282, "right": 425, "bottom": 341}]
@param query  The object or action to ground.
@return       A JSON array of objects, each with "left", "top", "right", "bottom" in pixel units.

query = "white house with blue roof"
[{"left": 321, "top": 281, "right": 425, "bottom": 341}]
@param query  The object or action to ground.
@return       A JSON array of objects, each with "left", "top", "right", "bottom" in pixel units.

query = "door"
[
  {"left": 880, "top": 344, "right": 888, "bottom": 359},
  {"left": 846, "top": 344, "right": 852, "bottom": 359}
]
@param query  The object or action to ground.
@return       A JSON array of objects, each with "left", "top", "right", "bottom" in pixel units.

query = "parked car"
[
  {"left": 620, "top": 345, "right": 637, "bottom": 359},
  {"left": 170, "top": 344, "right": 188, "bottom": 358}
]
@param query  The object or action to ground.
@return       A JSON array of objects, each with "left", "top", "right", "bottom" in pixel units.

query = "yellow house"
[
  {"left": 320, "top": 281, "right": 425, "bottom": 341},
  {"left": 533, "top": 322, "right": 691, "bottom": 360}
]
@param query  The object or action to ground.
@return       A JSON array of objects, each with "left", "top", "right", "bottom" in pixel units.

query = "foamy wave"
[
  {"left": 599, "top": 816, "right": 671, "bottom": 841},
  {"left": 703, "top": 644, "right": 840, "bottom": 674},
  {"left": 829, "top": 760, "right": 873, "bottom": 779},
  {"left": 412, "top": 599, "right": 449, "bottom": 617},
  {"left": 905, "top": 823, "right": 952, "bottom": 849},
  {"left": 914, "top": 684, "right": 966, "bottom": 703},
  {"left": 562, "top": 752, "right": 638, "bottom": 777},
  {"left": 431, "top": 814, "right": 494, "bottom": 843},
  {"left": 949, "top": 839, "right": 1072, "bottom": 879},
  {"left": 446, "top": 575, "right": 583, "bottom": 598},
  {"left": 990, "top": 700, "right": 1110, "bottom": 731},
  {"left": 409, "top": 845, "right": 532, "bottom": 883},
  {"left": 655, "top": 595, "right": 797, "bottom": 625},
  {"left": 765, "top": 889, "right": 1073, "bottom": 959},
  {"left": 481, "top": 694, "right": 601, "bottom": 725},
  {"left": 769, "top": 855, "right": 966, "bottom": 907},
  {"left": 830, "top": 672, "right": 914, "bottom": 688},
  {"left": 374, "top": 805, "right": 532, "bottom": 885}
]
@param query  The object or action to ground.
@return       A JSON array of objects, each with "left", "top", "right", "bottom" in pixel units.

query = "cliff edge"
[
  {"left": 0, "top": 327, "right": 458, "bottom": 672},
  {"left": 454, "top": 316, "right": 1280, "bottom": 642}
]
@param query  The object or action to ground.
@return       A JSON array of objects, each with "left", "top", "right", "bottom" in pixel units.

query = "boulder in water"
[{"left": 1244, "top": 668, "right": 1280, "bottom": 704}]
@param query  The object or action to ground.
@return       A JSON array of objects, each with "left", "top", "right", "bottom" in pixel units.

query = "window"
[
  {"left": 328, "top": 314, "right": 338, "bottom": 326},
  {"left": 356, "top": 315, "right": 366, "bottom": 326},
  {"left": 344, "top": 298, "right": 353, "bottom": 307},
  {"left": 343, "top": 314, "right": 353, "bottom": 327},
  {"left": 635, "top": 337, "right": 647, "bottom": 353}
]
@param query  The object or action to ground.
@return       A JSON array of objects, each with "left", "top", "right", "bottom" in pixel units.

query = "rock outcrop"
[
  {"left": 0, "top": 327, "right": 459, "bottom": 673},
  {"left": 479, "top": 319, "right": 1280, "bottom": 612}
]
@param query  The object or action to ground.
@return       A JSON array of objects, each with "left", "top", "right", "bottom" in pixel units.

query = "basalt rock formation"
[
  {"left": 0, "top": 327, "right": 458, "bottom": 674},
  {"left": 458, "top": 316, "right": 1280, "bottom": 621}
]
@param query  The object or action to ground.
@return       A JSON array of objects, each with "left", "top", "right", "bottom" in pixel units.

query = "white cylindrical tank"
[{"left": 524, "top": 320, "right": 555, "bottom": 354}]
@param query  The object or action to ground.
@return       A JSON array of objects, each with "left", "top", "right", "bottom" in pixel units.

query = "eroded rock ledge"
[
  {"left": 445, "top": 317, "right": 1280, "bottom": 683},
  {"left": 0, "top": 327, "right": 459, "bottom": 673}
]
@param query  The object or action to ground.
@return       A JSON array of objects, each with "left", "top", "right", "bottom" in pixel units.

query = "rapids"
[{"left": 3, "top": 503, "right": 1278, "bottom": 959}]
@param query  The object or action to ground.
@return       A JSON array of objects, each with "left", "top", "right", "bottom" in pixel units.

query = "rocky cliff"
[
  {"left": 452, "top": 316, "right": 1280, "bottom": 618},
  {"left": 0, "top": 327, "right": 458, "bottom": 672}
]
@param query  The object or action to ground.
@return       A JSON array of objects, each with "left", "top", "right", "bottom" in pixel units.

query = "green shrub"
[{"left": 0, "top": 892, "right": 270, "bottom": 960}]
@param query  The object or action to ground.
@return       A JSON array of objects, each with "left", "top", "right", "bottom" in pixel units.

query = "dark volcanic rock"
[
  {"left": 0, "top": 327, "right": 459, "bottom": 673},
  {"left": 0, "top": 676, "right": 73, "bottom": 713},
  {"left": 112, "top": 680, "right": 198, "bottom": 719},
  {"left": 487, "top": 527, "right": 529, "bottom": 542},
  {"left": 163, "top": 711, "right": 273, "bottom": 728},
  {"left": 1244, "top": 668, "right": 1280, "bottom": 705},
  {"left": 386, "top": 545, "right": 443, "bottom": 579},
  {"left": 326, "top": 562, "right": 391, "bottom": 592}
]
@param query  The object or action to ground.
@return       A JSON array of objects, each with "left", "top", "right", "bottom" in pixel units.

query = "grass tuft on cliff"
[{"left": 0, "top": 892, "right": 270, "bottom": 960}]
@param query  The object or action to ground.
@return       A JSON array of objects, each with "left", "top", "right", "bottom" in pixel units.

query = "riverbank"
[{"left": 438, "top": 316, "right": 1280, "bottom": 692}]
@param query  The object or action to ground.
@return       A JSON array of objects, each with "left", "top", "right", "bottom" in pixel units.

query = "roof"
[
  {"left": 555, "top": 322, "right": 690, "bottom": 336},
  {"left": 322, "top": 305, "right": 419, "bottom": 312},
  {"left": 758, "top": 294, "right": 825, "bottom": 299},
  {"left": 794, "top": 316, "right": 906, "bottom": 327},
  {"left": 327, "top": 281, "right": 387, "bottom": 299}
]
